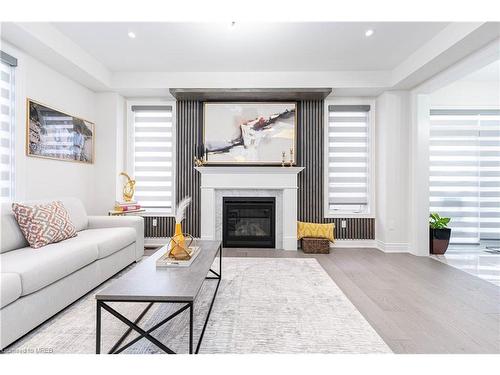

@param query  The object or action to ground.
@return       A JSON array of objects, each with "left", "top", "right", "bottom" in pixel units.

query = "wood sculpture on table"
[
  {"left": 169, "top": 197, "right": 193, "bottom": 260},
  {"left": 119, "top": 172, "right": 136, "bottom": 202}
]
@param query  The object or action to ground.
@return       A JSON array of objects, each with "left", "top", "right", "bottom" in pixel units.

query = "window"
[
  {"left": 129, "top": 104, "right": 175, "bottom": 214},
  {"left": 429, "top": 109, "right": 500, "bottom": 244},
  {"left": 0, "top": 51, "right": 16, "bottom": 202},
  {"left": 326, "top": 104, "right": 372, "bottom": 216}
]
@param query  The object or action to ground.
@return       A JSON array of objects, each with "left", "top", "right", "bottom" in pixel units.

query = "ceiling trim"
[
  {"left": 169, "top": 88, "right": 332, "bottom": 101},
  {"left": 391, "top": 22, "right": 500, "bottom": 89},
  {"left": 1, "top": 22, "right": 112, "bottom": 91}
]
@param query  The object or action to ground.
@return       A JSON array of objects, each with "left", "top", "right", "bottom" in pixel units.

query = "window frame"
[
  {"left": 0, "top": 54, "right": 16, "bottom": 202},
  {"left": 323, "top": 98, "right": 376, "bottom": 218},
  {"left": 429, "top": 104, "right": 500, "bottom": 244},
  {"left": 126, "top": 99, "right": 176, "bottom": 217}
]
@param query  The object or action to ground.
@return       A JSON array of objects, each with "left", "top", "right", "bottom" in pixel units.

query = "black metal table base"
[{"left": 96, "top": 246, "right": 222, "bottom": 354}]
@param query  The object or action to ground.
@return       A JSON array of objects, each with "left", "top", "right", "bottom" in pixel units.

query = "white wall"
[
  {"left": 1, "top": 40, "right": 126, "bottom": 214},
  {"left": 1, "top": 41, "right": 97, "bottom": 211},
  {"left": 92, "top": 92, "right": 125, "bottom": 215},
  {"left": 430, "top": 79, "right": 500, "bottom": 107},
  {"left": 407, "top": 93, "right": 431, "bottom": 256},
  {"left": 375, "top": 91, "right": 411, "bottom": 252}
]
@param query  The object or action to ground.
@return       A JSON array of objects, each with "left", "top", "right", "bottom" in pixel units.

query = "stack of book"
[{"left": 110, "top": 201, "right": 145, "bottom": 215}]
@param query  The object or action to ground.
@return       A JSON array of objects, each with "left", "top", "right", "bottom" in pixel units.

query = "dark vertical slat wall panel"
[
  {"left": 144, "top": 216, "right": 173, "bottom": 238},
  {"left": 176, "top": 100, "right": 201, "bottom": 237},
  {"left": 297, "top": 100, "right": 375, "bottom": 240}
]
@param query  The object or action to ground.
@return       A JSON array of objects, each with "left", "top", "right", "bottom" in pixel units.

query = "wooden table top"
[{"left": 96, "top": 240, "right": 222, "bottom": 302}]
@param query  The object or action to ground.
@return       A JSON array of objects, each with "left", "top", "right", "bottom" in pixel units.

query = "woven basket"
[{"left": 302, "top": 237, "right": 330, "bottom": 254}]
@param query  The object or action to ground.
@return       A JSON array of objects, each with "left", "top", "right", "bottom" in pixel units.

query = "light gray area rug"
[{"left": 9, "top": 257, "right": 391, "bottom": 354}]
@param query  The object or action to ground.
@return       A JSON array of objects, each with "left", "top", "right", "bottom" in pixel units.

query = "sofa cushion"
[
  {"left": 0, "top": 237, "right": 98, "bottom": 296},
  {"left": 76, "top": 228, "right": 136, "bottom": 259},
  {"left": 12, "top": 201, "right": 78, "bottom": 249},
  {"left": 58, "top": 198, "right": 88, "bottom": 232},
  {"left": 0, "top": 273, "right": 22, "bottom": 308},
  {"left": 1, "top": 202, "right": 29, "bottom": 254},
  {"left": 1, "top": 197, "right": 88, "bottom": 254}
]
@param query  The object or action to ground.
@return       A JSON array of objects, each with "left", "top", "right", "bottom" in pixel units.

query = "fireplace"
[{"left": 223, "top": 197, "right": 276, "bottom": 248}]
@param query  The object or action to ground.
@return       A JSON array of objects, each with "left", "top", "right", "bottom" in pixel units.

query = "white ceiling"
[{"left": 52, "top": 22, "right": 449, "bottom": 72}]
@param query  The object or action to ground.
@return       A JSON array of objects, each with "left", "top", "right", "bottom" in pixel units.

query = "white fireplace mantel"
[
  {"left": 195, "top": 166, "right": 304, "bottom": 250},
  {"left": 195, "top": 166, "right": 304, "bottom": 175}
]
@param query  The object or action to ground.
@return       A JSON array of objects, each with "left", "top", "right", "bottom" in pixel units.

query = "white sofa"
[{"left": 0, "top": 198, "right": 144, "bottom": 349}]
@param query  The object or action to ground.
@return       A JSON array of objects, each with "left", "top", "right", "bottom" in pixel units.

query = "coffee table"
[{"left": 95, "top": 240, "right": 222, "bottom": 354}]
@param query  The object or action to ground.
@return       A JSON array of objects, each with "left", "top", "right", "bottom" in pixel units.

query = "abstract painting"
[
  {"left": 203, "top": 102, "right": 296, "bottom": 164},
  {"left": 27, "top": 99, "right": 94, "bottom": 164}
]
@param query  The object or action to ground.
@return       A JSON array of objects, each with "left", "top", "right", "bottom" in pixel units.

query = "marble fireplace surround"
[{"left": 196, "top": 167, "right": 304, "bottom": 250}]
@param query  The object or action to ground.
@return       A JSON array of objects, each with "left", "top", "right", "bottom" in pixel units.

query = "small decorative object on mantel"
[
  {"left": 119, "top": 172, "right": 136, "bottom": 202},
  {"left": 194, "top": 156, "right": 206, "bottom": 167},
  {"left": 169, "top": 197, "right": 193, "bottom": 260},
  {"left": 281, "top": 151, "right": 286, "bottom": 167},
  {"left": 288, "top": 148, "right": 294, "bottom": 167},
  {"left": 194, "top": 144, "right": 207, "bottom": 166}
]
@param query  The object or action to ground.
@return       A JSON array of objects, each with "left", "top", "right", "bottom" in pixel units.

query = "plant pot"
[{"left": 430, "top": 227, "right": 451, "bottom": 254}]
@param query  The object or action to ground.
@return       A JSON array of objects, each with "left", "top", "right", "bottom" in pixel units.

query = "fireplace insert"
[{"left": 222, "top": 197, "right": 276, "bottom": 248}]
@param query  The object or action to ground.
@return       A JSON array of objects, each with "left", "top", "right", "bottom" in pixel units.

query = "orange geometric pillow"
[{"left": 12, "top": 201, "right": 77, "bottom": 249}]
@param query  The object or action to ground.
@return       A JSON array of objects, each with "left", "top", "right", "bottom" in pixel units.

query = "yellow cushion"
[{"left": 297, "top": 221, "right": 335, "bottom": 242}]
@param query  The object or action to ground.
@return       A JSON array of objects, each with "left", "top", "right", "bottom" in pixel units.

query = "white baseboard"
[
  {"left": 144, "top": 237, "right": 169, "bottom": 248},
  {"left": 330, "top": 240, "right": 378, "bottom": 248},
  {"left": 376, "top": 240, "right": 409, "bottom": 253},
  {"left": 329, "top": 240, "right": 410, "bottom": 253},
  {"left": 283, "top": 236, "right": 298, "bottom": 251},
  {"left": 146, "top": 237, "right": 410, "bottom": 253}
]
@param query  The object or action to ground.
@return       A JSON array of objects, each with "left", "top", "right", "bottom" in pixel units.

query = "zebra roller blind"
[
  {"left": 131, "top": 105, "right": 174, "bottom": 213},
  {"left": 429, "top": 109, "right": 500, "bottom": 244},
  {"left": 327, "top": 105, "right": 371, "bottom": 214},
  {"left": 0, "top": 53, "right": 16, "bottom": 201}
]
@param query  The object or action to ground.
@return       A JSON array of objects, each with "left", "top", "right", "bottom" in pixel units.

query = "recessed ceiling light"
[
  {"left": 365, "top": 29, "right": 374, "bottom": 37},
  {"left": 128, "top": 31, "right": 136, "bottom": 39}
]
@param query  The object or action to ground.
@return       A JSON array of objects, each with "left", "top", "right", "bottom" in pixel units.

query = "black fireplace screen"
[{"left": 223, "top": 197, "right": 276, "bottom": 248}]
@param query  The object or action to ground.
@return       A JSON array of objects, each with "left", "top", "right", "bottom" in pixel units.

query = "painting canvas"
[
  {"left": 27, "top": 100, "right": 94, "bottom": 164},
  {"left": 203, "top": 102, "right": 296, "bottom": 164}
]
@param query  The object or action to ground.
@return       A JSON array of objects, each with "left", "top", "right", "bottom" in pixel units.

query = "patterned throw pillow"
[
  {"left": 12, "top": 201, "right": 77, "bottom": 249},
  {"left": 297, "top": 221, "right": 335, "bottom": 242}
]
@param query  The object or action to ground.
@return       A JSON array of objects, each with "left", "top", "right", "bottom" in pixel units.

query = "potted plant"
[{"left": 429, "top": 213, "right": 451, "bottom": 254}]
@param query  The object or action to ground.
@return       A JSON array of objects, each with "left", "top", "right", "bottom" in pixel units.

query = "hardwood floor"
[{"left": 223, "top": 247, "right": 500, "bottom": 354}]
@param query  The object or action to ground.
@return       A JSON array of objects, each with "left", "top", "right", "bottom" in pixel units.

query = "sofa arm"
[{"left": 87, "top": 216, "right": 144, "bottom": 261}]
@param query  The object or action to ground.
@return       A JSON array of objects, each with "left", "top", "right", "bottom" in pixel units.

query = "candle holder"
[
  {"left": 194, "top": 156, "right": 206, "bottom": 167},
  {"left": 194, "top": 146, "right": 208, "bottom": 167},
  {"left": 288, "top": 148, "right": 294, "bottom": 167},
  {"left": 281, "top": 151, "right": 286, "bottom": 167}
]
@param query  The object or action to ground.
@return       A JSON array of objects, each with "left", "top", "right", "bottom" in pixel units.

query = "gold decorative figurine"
[{"left": 119, "top": 172, "right": 136, "bottom": 202}]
